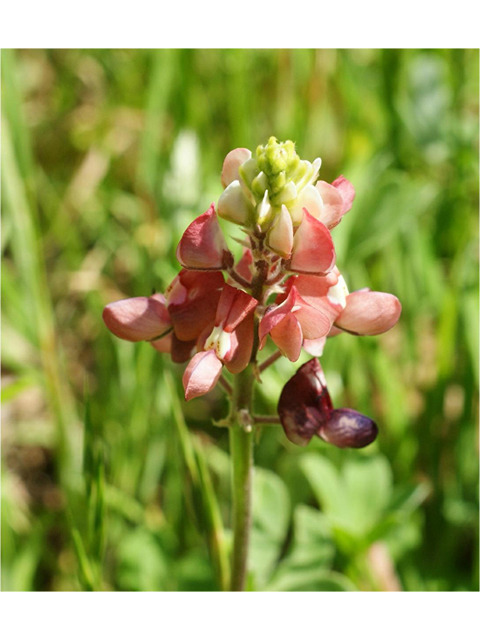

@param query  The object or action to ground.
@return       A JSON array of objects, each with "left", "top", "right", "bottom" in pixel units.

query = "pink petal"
[
  {"left": 258, "top": 287, "right": 297, "bottom": 348},
  {"left": 270, "top": 314, "right": 303, "bottom": 362},
  {"left": 102, "top": 294, "right": 171, "bottom": 342},
  {"left": 289, "top": 185, "right": 323, "bottom": 225},
  {"left": 315, "top": 175, "right": 355, "bottom": 230},
  {"left": 288, "top": 210, "right": 336, "bottom": 276},
  {"left": 167, "top": 270, "right": 224, "bottom": 341},
  {"left": 221, "top": 148, "right": 252, "bottom": 188},
  {"left": 293, "top": 292, "right": 331, "bottom": 340},
  {"left": 332, "top": 175, "right": 355, "bottom": 212},
  {"left": 335, "top": 291, "right": 402, "bottom": 336},
  {"left": 291, "top": 272, "right": 342, "bottom": 324},
  {"left": 224, "top": 313, "right": 254, "bottom": 374},
  {"left": 327, "top": 325, "right": 343, "bottom": 337},
  {"left": 150, "top": 333, "right": 172, "bottom": 354},
  {"left": 277, "top": 358, "right": 333, "bottom": 446},
  {"left": 217, "top": 180, "right": 253, "bottom": 225},
  {"left": 182, "top": 350, "right": 223, "bottom": 401},
  {"left": 215, "top": 284, "right": 257, "bottom": 333},
  {"left": 267, "top": 205, "right": 294, "bottom": 258},
  {"left": 171, "top": 334, "right": 197, "bottom": 363},
  {"left": 315, "top": 181, "right": 344, "bottom": 228},
  {"left": 176, "top": 204, "right": 234, "bottom": 271}
]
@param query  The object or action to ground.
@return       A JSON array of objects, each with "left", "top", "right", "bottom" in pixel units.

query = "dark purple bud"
[
  {"left": 277, "top": 358, "right": 333, "bottom": 446},
  {"left": 318, "top": 409, "right": 378, "bottom": 448}
]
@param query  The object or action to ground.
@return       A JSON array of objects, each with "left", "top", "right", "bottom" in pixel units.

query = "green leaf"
[
  {"left": 249, "top": 468, "right": 290, "bottom": 588},
  {"left": 283, "top": 505, "right": 335, "bottom": 570},
  {"left": 116, "top": 530, "right": 169, "bottom": 592},
  {"left": 301, "top": 454, "right": 394, "bottom": 540}
]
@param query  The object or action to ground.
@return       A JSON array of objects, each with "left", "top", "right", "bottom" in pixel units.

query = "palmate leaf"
[
  {"left": 265, "top": 505, "right": 339, "bottom": 591},
  {"left": 300, "top": 454, "right": 393, "bottom": 542}
]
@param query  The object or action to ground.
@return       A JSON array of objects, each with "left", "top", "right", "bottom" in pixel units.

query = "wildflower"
[
  {"left": 182, "top": 284, "right": 257, "bottom": 400},
  {"left": 103, "top": 137, "right": 400, "bottom": 415}
]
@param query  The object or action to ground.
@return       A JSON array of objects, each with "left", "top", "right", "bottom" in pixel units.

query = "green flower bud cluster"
[{"left": 238, "top": 137, "right": 321, "bottom": 228}]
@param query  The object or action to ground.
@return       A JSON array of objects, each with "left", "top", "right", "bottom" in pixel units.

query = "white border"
[
  {"left": 0, "top": 2, "right": 479, "bottom": 48},
  {"left": 1, "top": 592, "right": 480, "bottom": 637}
]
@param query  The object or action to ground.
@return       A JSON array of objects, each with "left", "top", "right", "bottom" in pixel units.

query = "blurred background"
[{"left": 1, "top": 49, "right": 478, "bottom": 592}]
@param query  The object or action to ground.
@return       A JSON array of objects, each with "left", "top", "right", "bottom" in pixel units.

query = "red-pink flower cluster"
[{"left": 103, "top": 141, "right": 401, "bottom": 446}]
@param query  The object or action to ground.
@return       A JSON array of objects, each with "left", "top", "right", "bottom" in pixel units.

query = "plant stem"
[
  {"left": 229, "top": 363, "right": 255, "bottom": 591},
  {"left": 228, "top": 239, "right": 268, "bottom": 591},
  {"left": 259, "top": 350, "right": 282, "bottom": 372}
]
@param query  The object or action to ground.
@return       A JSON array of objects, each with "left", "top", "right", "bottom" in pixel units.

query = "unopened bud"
[
  {"left": 318, "top": 409, "right": 378, "bottom": 448},
  {"left": 267, "top": 205, "right": 294, "bottom": 258}
]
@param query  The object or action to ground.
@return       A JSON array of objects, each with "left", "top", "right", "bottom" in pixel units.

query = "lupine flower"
[
  {"left": 278, "top": 358, "right": 378, "bottom": 448},
  {"left": 103, "top": 137, "right": 401, "bottom": 423},
  {"left": 182, "top": 284, "right": 257, "bottom": 400}
]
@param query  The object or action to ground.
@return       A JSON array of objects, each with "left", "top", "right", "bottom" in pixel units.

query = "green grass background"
[{"left": 1, "top": 49, "right": 478, "bottom": 591}]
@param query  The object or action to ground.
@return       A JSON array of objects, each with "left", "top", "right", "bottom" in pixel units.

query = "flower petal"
[
  {"left": 318, "top": 409, "right": 378, "bottom": 448},
  {"left": 171, "top": 334, "right": 197, "bottom": 363},
  {"left": 224, "top": 313, "right": 254, "bottom": 374},
  {"left": 267, "top": 204, "right": 294, "bottom": 258},
  {"left": 288, "top": 210, "right": 336, "bottom": 276},
  {"left": 176, "top": 204, "right": 233, "bottom": 270},
  {"left": 167, "top": 270, "right": 224, "bottom": 341},
  {"left": 102, "top": 294, "right": 171, "bottom": 342},
  {"left": 270, "top": 314, "right": 303, "bottom": 362},
  {"left": 332, "top": 176, "right": 355, "bottom": 212},
  {"left": 182, "top": 350, "right": 223, "bottom": 401},
  {"left": 217, "top": 180, "right": 254, "bottom": 225},
  {"left": 289, "top": 184, "right": 323, "bottom": 225},
  {"left": 277, "top": 358, "right": 333, "bottom": 446},
  {"left": 221, "top": 148, "right": 252, "bottom": 188},
  {"left": 315, "top": 175, "right": 355, "bottom": 229},
  {"left": 215, "top": 284, "right": 258, "bottom": 333},
  {"left": 293, "top": 292, "right": 331, "bottom": 340},
  {"left": 150, "top": 333, "right": 172, "bottom": 354},
  {"left": 335, "top": 291, "right": 402, "bottom": 336},
  {"left": 258, "top": 287, "right": 297, "bottom": 348}
]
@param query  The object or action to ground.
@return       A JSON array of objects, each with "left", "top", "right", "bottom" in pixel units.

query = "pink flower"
[
  {"left": 259, "top": 285, "right": 333, "bottom": 362},
  {"left": 183, "top": 284, "right": 257, "bottom": 400},
  {"left": 259, "top": 267, "right": 401, "bottom": 361},
  {"left": 176, "top": 204, "right": 234, "bottom": 271},
  {"left": 278, "top": 358, "right": 378, "bottom": 448},
  {"left": 259, "top": 268, "right": 346, "bottom": 361}
]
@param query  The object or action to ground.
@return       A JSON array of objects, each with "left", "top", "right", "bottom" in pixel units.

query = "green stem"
[
  {"left": 229, "top": 364, "right": 255, "bottom": 591},
  {"left": 228, "top": 240, "right": 268, "bottom": 591}
]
